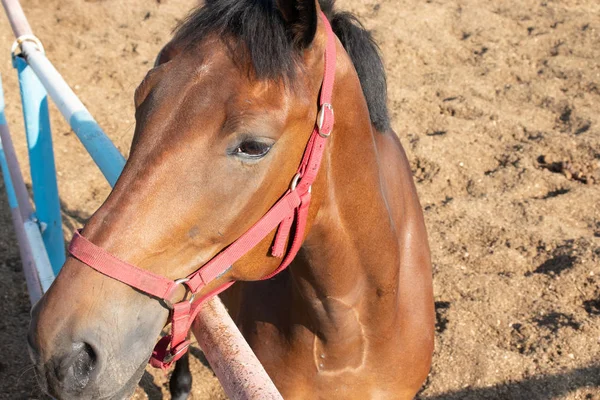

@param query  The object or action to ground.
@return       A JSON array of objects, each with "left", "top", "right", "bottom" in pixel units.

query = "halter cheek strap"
[{"left": 68, "top": 12, "right": 336, "bottom": 370}]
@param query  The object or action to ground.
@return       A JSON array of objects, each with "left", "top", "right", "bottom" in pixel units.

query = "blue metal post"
[{"left": 13, "top": 56, "right": 65, "bottom": 275}]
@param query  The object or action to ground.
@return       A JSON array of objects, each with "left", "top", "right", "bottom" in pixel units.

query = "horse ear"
[
  {"left": 154, "top": 41, "right": 181, "bottom": 67},
  {"left": 275, "top": 0, "right": 318, "bottom": 48}
]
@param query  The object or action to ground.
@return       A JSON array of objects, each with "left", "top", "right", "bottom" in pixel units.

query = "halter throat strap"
[{"left": 68, "top": 12, "right": 337, "bottom": 370}]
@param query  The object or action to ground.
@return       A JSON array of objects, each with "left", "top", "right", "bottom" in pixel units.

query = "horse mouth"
[
  {"left": 31, "top": 356, "right": 147, "bottom": 400},
  {"left": 98, "top": 356, "right": 150, "bottom": 400},
  {"left": 92, "top": 360, "right": 148, "bottom": 400}
]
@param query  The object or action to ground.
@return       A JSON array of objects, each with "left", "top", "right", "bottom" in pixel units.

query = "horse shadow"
[
  {"left": 418, "top": 364, "right": 600, "bottom": 400},
  {"left": 138, "top": 351, "right": 599, "bottom": 399}
]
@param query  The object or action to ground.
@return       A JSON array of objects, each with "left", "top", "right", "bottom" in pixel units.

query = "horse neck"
[{"left": 290, "top": 63, "right": 401, "bottom": 343}]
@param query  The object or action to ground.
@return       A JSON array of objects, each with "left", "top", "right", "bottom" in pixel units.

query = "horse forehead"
[
  {"left": 165, "top": 52, "right": 289, "bottom": 109},
  {"left": 138, "top": 45, "right": 295, "bottom": 134},
  {"left": 169, "top": 52, "right": 238, "bottom": 97},
  {"left": 134, "top": 58, "right": 233, "bottom": 128}
]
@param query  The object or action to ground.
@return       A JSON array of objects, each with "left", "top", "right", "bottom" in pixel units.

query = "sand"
[{"left": 0, "top": 0, "right": 598, "bottom": 399}]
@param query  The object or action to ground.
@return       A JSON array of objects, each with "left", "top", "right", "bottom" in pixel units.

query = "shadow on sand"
[
  {"left": 139, "top": 361, "right": 599, "bottom": 399},
  {"left": 138, "top": 346, "right": 213, "bottom": 400},
  {"left": 419, "top": 364, "right": 600, "bottom": 400},
  {"left": 139, "top": 371, "right": 163, "bottom": 400}
]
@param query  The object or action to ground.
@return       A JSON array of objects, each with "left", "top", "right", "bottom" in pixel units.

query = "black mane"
[{"left": 174, "top": 0, "right": 391, "bottom": 132}]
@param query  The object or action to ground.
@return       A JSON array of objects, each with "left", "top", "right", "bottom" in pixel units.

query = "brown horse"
[{"left": 27, "top": 0, "right": 434, "bottom": 399}]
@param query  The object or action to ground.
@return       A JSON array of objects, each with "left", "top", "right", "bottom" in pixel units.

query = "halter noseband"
[{"left": 68, "top": 12, "right": 336, "bottom": 370}]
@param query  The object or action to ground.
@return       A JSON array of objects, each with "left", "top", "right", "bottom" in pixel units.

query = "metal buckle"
[
  {"left": 164, "top": 278, "right": 196, "bottom": 309},
  {"left": 162, "top": 342, "right": 190, "bottom": 364},
  {"left": 317, "top": 103, "right": 334, "bottom": 138},
  {"left": 290, "top": 173, "right": 311, "bottom": 193}
]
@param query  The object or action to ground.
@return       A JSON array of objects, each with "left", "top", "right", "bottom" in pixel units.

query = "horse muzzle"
[
  {"left": 28, "top": 328, "right": 145, "bottom": 400},
  {"left": 26, "top": 261, "right": 164, "bottom": 400},
  {"left": 28, "top": 324, "right": 101, "bottom": 399}
]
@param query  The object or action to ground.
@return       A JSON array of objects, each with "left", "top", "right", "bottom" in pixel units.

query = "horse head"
[{"left": 28, "top": 1, "right": 341, "bottom": 398}]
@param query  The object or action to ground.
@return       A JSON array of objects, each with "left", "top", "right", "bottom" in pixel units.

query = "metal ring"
[
  {"left": 317, "top": 103, "right": 334, "bottom": 138},
  {"left": 290, "top": 173, "right": 311, "bottom": 193},
  {"left": 164, "top": 278, "right": 196, "bottom": 309},
  {"left": 11, "top": 35, "right": 45, "bottom": 57},
  {"left": 290, "top": 173, "right": 301, "bottom": 191}
]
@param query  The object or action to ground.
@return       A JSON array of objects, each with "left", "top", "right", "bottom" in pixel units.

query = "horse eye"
[{"left": 234, "top": 140, "right": 272, "bottom": 159}]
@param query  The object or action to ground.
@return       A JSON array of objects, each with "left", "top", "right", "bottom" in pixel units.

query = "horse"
[{"left": 27, "top": 1, "right": 434, "bottom": 399}]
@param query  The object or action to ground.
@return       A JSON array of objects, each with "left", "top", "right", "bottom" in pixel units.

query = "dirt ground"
[{"left": 0, "top": 0, "right": 599, "bottom": 399}]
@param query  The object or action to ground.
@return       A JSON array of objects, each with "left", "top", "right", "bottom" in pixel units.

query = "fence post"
[
  {"left": 0, "top": 74, "right": 51, "bottom": 298},
  {"left": 192, "top": 297, "right": 284, "bottom": 400},
  {"left": 17, "top": 41, "right": 126, "bottom": 186},
  {"left": 13, "top": 55, "right": 65, "bottom": 275}
]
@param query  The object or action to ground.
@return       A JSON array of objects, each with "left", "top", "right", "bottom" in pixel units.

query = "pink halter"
[{"left": 68, "top": 12, "right": 336, "bottom": 370}]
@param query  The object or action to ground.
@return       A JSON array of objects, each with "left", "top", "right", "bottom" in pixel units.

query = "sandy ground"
[{"left": 0, "top": 0, "right": 599, "bottom": 399}]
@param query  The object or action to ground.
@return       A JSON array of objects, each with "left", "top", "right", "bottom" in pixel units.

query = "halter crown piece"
[{"left": 68, "top": 12, "right": 337, "bottom": 370}]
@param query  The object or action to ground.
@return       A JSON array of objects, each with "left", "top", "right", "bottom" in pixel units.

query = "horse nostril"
[
  {"left": 73, "top": 342, "right": 97, "bottom": 381},
  {"left": 56, "top": 342, "right": 98, "bottom": 391}
]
